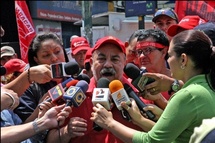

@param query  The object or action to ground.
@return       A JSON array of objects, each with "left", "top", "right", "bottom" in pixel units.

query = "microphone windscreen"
[
  {"left": 97, "top": 77, "right": 110, "bottom": 88},
  {"left": 124, "top": 63, "right": 140, "bottom": 80},
  {"left": 76, "top": 74, "right": 90, "bottom": 84},
  {"left": 76, "top": 80, "right": 89, "bottom": 93},
  {"left": 66, "top": 80, "right": 79, "bottom": 88},
  {"left": 0, "top": 66, "right": 6, "bottom": 76},
  {"left": 61, "top": 77, "right": 74, "bottom": 87},
  {"left": 64, "top": 61, "right": 80, "bottom": 75},
  {"left": 109, "top": 80, "right": 124, "bottom": 93}
]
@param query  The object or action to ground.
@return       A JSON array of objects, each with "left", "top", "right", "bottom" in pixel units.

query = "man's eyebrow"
[{"left": 97, "top": 53, "right": 106, "bottom": 57}]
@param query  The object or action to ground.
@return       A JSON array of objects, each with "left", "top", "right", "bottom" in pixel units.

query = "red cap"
[
  {"left": 71, "top": 37, "right": 91, "bottom": 55},
  {"left": 4, "top": 58, "right": 27, "bottom": 75},
  {"left": 84, "top": 48, "right": 93, "bottom": 65},
  {"left": 92, "top": 36, "right": 125, "bottom": 54},
  {"left": 167, "top": 15, "right": 206, "bottom": 37}
]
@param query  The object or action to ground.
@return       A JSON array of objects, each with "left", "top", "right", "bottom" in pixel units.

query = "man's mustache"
[{"left": 100, "top": 68, "right": 116, "bottom": 75}]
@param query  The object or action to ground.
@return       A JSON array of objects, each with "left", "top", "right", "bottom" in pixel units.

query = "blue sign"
[
  {"left": 29, "top": 1, "right": 108, "bottom": 22},
  {"left": 125, "top": 1, "right": 156, "bottom": 17}
]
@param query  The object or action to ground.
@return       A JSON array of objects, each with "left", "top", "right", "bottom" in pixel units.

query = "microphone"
[
  {"left": 109, "top": 80, "right": 132, "bottom": 121},
  {"left": 92, "top": 77, "right": 113, "bottom": 131},
  {"left": 51, "top": 61, "right": 80, "bottom": 78},
  {"left": 124, "top": 63, "right": 155, "bottom": 93},
  {"left": 124, "top": 83, "right": 156, "bottom": 121},
  {"left": 0, "top": 66, "right": 6, "bottom": 76},
  {"left": 92, "top": 77, "right": 113, "bottom": 110},
  {"left": 76, "top": 73, "right": 90, "bottom": 84},
  {"left": 47, "top": 78, "right": 77, "bottom": 105},
  {"left": 63, "top": 80, "right": 88, "bottom": 107}
]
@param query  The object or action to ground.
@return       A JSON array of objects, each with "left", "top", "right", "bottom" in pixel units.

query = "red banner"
[
  {"left": 175, "top": 1, "right": 215, "bottom": 22},
  {"left": 15, "top": 1, "right": 36, "bottom": 63}
]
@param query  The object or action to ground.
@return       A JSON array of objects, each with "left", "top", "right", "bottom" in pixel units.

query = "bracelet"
[
  {"left": 32, "top": 119, "right": 40, "bottom": 133},
  {"left": 27, "top": 68, "right": 34, "bottom": 84},
  {"left": 3, "top": 92, "right": 16, "bottom": 109}
]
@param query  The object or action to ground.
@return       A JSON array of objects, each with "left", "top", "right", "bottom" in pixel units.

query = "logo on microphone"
[
  {"left": 65, "top": 86, "right": 86, "bottom": 107},
  {"left": 95, "top": 89, "right": 105, "bottom": 98}
]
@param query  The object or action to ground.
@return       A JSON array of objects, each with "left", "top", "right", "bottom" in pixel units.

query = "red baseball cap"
[
  {"left": 84, "top": 48, "right": 93, "bottom": 65},
  {"left": 71, "top": 37, "right": 91, "bottom": 55},
  {"left": 92, "top": 36, "right": 126, "bottom": 54},
  {"left": 4, "top": 58, "right": 27, "bottom": 75},
  {"left": 167, "top": 15, "right": 206, "bottom": 37}
]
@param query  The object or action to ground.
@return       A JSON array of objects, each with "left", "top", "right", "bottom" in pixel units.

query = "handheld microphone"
[
  {"left": 0, "top": 66, "right": 6, "bottom": 76},
  {"left": 92, "top": 77, "right": 113, "bottom": 110},
  {"left": 92, "top": 77, "right": 113, "bottom": 131},
  {"left": 124, "top": 63, "right": 155, "bottom": 93},
  {"left": 76, "top": 73, "right": 90, "bottom": 84},
  {"left": 124, "top": 83, "right": 156, "bottom": 121},
  {"left": 51, "top": 61, "right": 79, "bottom": 78},
  {"left": 47, "top": 78, "right": 77, "bottom": 105},
  {"left": 109, "top": 80, "right": 131, "bottom": 121},
  {"left": 63, "top": 80, "right": 88, "bottom": 107}
]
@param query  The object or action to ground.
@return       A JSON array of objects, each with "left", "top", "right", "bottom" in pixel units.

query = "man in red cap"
[
  {"left": 167, "top": 15, "right": 206, "bottom": 37},
  {"left": 1, "top": 58, "right": 27, "bottom": 84},
  {"left": 70, "top": 36, "right": 91, "bottom": 71},
  {"left": 47, "top": 36, "right": 144, "bottom": 143}
]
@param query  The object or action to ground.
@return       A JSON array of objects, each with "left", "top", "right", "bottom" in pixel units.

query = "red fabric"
[
  {"left": 71, "top": 37, "right": 91, "bottom": 55},
  {"left": 92, "top": 36, "right": 126, "bottom": 54},
  {"left": 4, "top": 58, "right": 27, "bottom": 75},
  {"left": 15, "top": 1, "right": 36, "bottom": 63},
  {"left": 66, "top": 77, "right": 145, "bottom": 143},
  {"left": 167, "top": 15, "right": 206, "bottom": 37},
  {"left": 175, "top": 1, "right": 215, "bottom": 22}
]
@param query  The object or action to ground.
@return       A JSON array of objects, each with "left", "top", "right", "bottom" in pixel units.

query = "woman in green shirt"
[{"left": 90, "top": 30, "right": 215, "bottom": 143}]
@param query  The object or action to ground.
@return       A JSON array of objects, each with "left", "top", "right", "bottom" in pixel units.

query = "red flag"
[
  {"left": 15, "top": 1, "right": 36, "bottom": 63},
  {"left": 175, "top": 1, "right": 215, "bottom": 22}
]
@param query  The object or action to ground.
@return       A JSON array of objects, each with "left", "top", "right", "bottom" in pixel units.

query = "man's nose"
[{"left": 103, "top": 59, "right": 113, "bottom": 68}]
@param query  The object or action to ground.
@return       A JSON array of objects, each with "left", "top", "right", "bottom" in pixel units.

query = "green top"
[{"left": 133, "top": 74, "right": 215, "bottom": 143}]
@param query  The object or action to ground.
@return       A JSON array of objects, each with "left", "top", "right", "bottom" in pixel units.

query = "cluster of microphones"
[
  {"left": 41, "top": 61, "right": 90, "bottom": 108},
  {"left": 1, "top": 60, "right": 156, "bottom": 131},
  {"left": 92, "top": 63, "right": 156, "bottom": 131}
]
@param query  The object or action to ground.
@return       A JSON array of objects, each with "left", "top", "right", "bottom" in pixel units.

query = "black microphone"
[
  {"left": 0, "top": 66, "right": 6, "bottom": 76},
  {"left": 124, "top": 83, "right": 156, "bottom": 121},
  {"left": 63, "top": 80, "right": 88, "bottom": 107},
  {"left": 124, "top": 63, "right": 155, "bottom": 93},
  {"left": 76, "top": 73, "right": 90, "bottom": 84},
  {"left": 51, "top": 61, "right": 80, "bottom": 78}
]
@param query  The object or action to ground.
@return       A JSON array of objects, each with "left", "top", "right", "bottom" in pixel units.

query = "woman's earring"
[{"left": 180, "top": 65, "right": 185, "bottom": 70}]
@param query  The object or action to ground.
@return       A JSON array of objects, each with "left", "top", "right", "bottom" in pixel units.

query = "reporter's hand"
[
  {"left": 38, "top": 104, "right": 72, "bottom": 129},
  {"left": 30, "top": 64, "right": 52, "bottom": 84},
  {"left": 142, "top": 73, "right": 174, "bottom": 95},
  {"left": 1, "top": 87, "right": 19, "bottom": 110},
  {"left": 90, "top": 103, "right": 113, "bottom": 130},
  {"left": 120, "top": 99, "right": 143, "bottom": 125},
  {"left": 143, "top": 104, "right": 163, "bottom": 121},
  {"left": 38, "top": 96, "right": 55, "bottom": 118}
]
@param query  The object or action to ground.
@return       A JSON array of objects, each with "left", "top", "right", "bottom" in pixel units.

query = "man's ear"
[{"left": 124, "top": 41, "right": 129, "bottom": 48}]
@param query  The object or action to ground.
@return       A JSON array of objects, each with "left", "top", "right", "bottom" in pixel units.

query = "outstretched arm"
[{"left": 90, "top": 103, "right": 139, "bottom": 143}]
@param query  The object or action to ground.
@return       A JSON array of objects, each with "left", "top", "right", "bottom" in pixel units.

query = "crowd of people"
[{"left": 1, "top": 7, "right": 215, "bottom": 143}]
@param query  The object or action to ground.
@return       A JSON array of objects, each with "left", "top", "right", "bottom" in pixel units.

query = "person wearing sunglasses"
[
  {"left": 135, "top": 29, "right": 173, "bottom": 109},
  {"left": 152, "top": 8, "right": 179, "bottom": 40}
]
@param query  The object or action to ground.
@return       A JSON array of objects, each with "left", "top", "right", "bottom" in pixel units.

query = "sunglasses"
[{"left": 136, "top": 47, "right": 162, "bottom": 56}]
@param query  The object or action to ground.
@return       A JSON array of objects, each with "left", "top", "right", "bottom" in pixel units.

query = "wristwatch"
[{"left": 171, "top": 79, "right": 180, "bottom": 92}]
